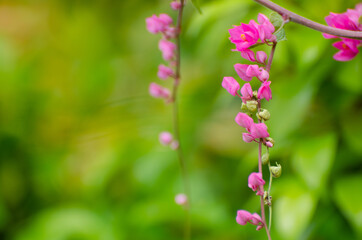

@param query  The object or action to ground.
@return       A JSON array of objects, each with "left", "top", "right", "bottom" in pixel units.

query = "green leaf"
[
  {"left": 190, "top": 0, "right": 202, "bottom": 14},
  {"left": 334, "top": 175, "right": 362, "bottom": 237},
  {"left": 269, "top": 12, "right": 283, "bottom": 29},
  {"left": 274, "top": 28, "right": 287, "bottom": 42},
  {"left": 292, "top": 134, "right": 337, "bottom": 192}
]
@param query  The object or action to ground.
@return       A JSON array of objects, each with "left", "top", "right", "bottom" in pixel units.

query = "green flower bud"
[
  {"left": 259, "top": 109, "right": 270, "bottom": 121},
  {"left": 270, "top": 163, "right": 282, "bottom": 178},
  {"left": 266, "top": 137, "right": 275, "bottom": 145},
  {"left": 253, "top": 90, "right": 258, "bottom": 99},
  {"left": 246, "top": 100, "right": 258, "bottom": 112},
  {"left": 241, "top": 102, "right": 248, "bottom": 112},
  {"left": 262, "top": 153, "right": 269, "bottom": 165}
]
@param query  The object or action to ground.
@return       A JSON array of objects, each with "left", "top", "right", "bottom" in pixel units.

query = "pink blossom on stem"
[
  {"left": 240, "top": 83, "right": 253, "bottom": 103},
  {"left": 235, "top": 112, "right": 254, "bottom": 130},
  {"left": 236, "top": 210, "right": 264, "bottom": 230},
  {"left": 266, "top": 141, "right": 273, "bottom": 148},
  {"left": 240, "top": 49, "right": 256, "bottom": 62},
  {"left": 248, "top": 172, "right": 265, "bottom": 196},
  {"left": 158, "top": 64, "right": 174, "bottom": 80},
  {"left": 159, "top": 39, "right": 176, "bottom": 61},
  {"left": 149, "top": 82, "right": 171, "bottom": 100},
  {"left": 257, "top": 68, "right": 269, "bottom": 82},
  {"left": 170, "top": 1, "right": 182, "bottom": 10},
  {"left": 159, "top": 131, "right": 173, "bottom": 145},
  {"left": 257, "top": 81, "right": 272, "bottom": 101},
  {"left": 332, "top": 40, "right": 360, "bottom": 61},
  {"left": 229, "top": 22, "right": 259, "bottom": 50},
  {"left": 234, "top": 64, "right": 252, "bottom": 81},
  {"left": 242, "top": 133, "right": 255, "bottom": 143},
  {"left": 257, "top": 13, "right": 275, "bottom": 42},
  {"left": 146, "top": 14, "right": 173, "bottom": 34},
  {"left": 246, "top": 64, "right": 261, "bottom": 78},
  {"left": 250, "top": 123, "right": 269, "bottom": 139},
  {"left": 170, "top": 140, "right": 179, "bottom": 150},
  {"left": 222, "top": 77, "right": 240, "bottom": 96},
  {"left": 256, "top": 51, "right": 267, "bottom": 64}
]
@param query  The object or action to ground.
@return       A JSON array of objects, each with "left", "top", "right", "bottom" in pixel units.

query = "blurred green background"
[{"left": 0, "top": 0, "right": 361, "bottom": 239}]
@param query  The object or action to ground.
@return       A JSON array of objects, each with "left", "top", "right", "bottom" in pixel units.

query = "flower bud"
[
  {"left": 246, "top": 100, "right": 258, "bottom": 112},
  {"left": 259, "top": 109, "right": 270, "bottom": 121},
  {"left": 270, "top": 163, "right": 282, "bottom": 178},
  {"left": 262, "top": 153, "right": 269, "bottom": 165},
  {"left": 241, "top": 102, "right": 248, "bottom": 112},
  {"left": 266, "top": 137, "right": 274, "bottom": 145},
  {"left": 175, "top": 193, "right": 188, "bottom": 206},
  {"left": 253, "top": 90, "right": 258, "bottom": 99}
]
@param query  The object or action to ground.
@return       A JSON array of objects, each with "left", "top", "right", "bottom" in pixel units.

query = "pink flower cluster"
[
  {"left": 236, "top": 210, "right": 264, "bottom": 231},
  {"left": 146, "top": 3, "right": 182, "bottom": 101},
  {"left": 323, "top": 3, "right": 362, "bottom": 61},
  {"left": 235, "top": 112, "right": 269, "bottom": 143},
  {"left": 159, "top": 131, "right": 179, "bottom": 150}
]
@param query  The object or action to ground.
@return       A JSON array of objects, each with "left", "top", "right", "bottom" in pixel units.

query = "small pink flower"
[
  {"left": 159, "top": 39, "right": 176, "bottom": 61},
  {"left": 242, "top": 133, "right": 254, "bottom": 143},
  {"left": 170, "top": 1, "right": 182, "bottom": 10},
  {"left": 257, "top": 81, "right": 272, "bottom": 101},
  {"left": 146, "top": 14, "right": 173, "bottom": 34},
  {"left": 257, "top": 69, "right": 269, "bottom": 82},
  {"left": 158, "top": 64, "right": 174, "bottom": 80},
  {"left": 170, "top": 140, "right": 179, "bottom": 150},
  {"left": 159, "top": 131, "right": 173, "bottom": 145},
  {"left": 250, "top": 123, "right": 269, "bottom": 139},
  {"left": 266, "top": 141, "right": 273, "bottom": 148},
  {"left": 240, "top": 49, "right": 256, "bottom": 62},
  {"left": 164, "top": 27, "right": 178, "bottom": 39},
  {"left": 248, "top": 172, "right": 265, "bottom": 196},
  {"left": 236, "top": 210, "right": 264, "bottom": 230},
  {"left": 149, "top": 82, "right": 171, "bottom": 99},
  {"left": 246, "top": 64, "right": 261, "bottom": 77},
  {"left": 256, "top": 51, "right": 267, "bottom": 64},
  {"left": 236, "top": 210, "right": 252, "bottom": 225},
  {"left": 240, "top": 83, "right": 253, "bottom": 103},
  {"left": 257, "top": 13, "right": 275, "bottom": 42},
  {"left": 332, "top": 40, "right": 360, "bottom": 61},
  {"left": 175, "top": 193, "right": 188, "bottom": 205},
  {"left": 222, "top": 77, "right": 240, "bottom": 96},
  {"left": 234, "top": 64, "right": 252, "bottom": 81},
  {"left": 235, "top": 112, "right": 254, "bottom": 130},
  {"left": 229, "top": 22, "right": 259, "bottom": 50}
]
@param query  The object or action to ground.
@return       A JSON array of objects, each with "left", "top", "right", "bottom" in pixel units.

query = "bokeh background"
[{"left": 0, "top": 0, "right": 361, "bottom": 239}]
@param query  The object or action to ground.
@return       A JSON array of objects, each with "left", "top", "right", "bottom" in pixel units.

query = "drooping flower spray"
[
  {"left": 146, "top": 1, "right": 191, "bottom": 239},
  {"left": 222, "top": 13, "right": 285, "bottom": 239}
]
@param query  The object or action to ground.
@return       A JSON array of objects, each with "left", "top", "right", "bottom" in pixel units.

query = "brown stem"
[
  {"left": 254, "top": 0, "right": 362, "bottom": 40},
  {"left": 172, "top": 1, "right": 191, "bottom": 240}
]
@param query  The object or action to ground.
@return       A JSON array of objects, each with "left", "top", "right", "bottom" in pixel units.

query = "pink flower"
[
  {"left": 250, "top": 123, "right": 269, "bottom": 139},
  {"left": 175, "top": 193, "right": 188, "bottom": 205},
  {"left": 258, "top": 69, "right": 269, "bottom": 82},
  {"left": 158, "top": 64, "right": 174, "bottom": 80},
  {"left": 240, "top": 49, "right": 256, "bottom": 62},
  {"left": 266, "top": 141, "right": 273, "bottom": 148},
  {"left": 229, "top": 21, "right": 259, "bottom": 50},
  {"left": 332, "top": 39, "right": 360, "bottom": 61},
  {"left": 256, "top": 51, "right": 267, "bottom": 64},
  {"left": 240, "top": 83, "right": 253, "bottom": 103},
  {"left": 242, "top": 133, "right": 254, "bottom": 143},
  {"left": 235, "top": 112, "right": 254, "bottom": 130},
  {"left": 170, "top": 1, "right": 182, "bottom": 10},
  {"left": 246, "top": 64, "right": 261, "bottom": 77},
  {"left": 146, "top": 14, "right": 173, "bottom": 34},
  {"left": 257, "top": 81, "right": 272, "bottom": 101},
  {"left": 257, "top": 13, "right": 275, "bottom": 42},
  {"left": 222, "top": 77, "right": 240, "bottom": 96},
  {"left": 248, "top": 172, "right": 265, "bottom": 196},
  {"left": 159, "top": 39, "right": 176, "bottom": 61},
  {"left": 234, "top": 64, "right": 252, "bottom": 81},
  {"left": 159, "top": 131, "right": 173, "bottom": 145},
  {"left": 236, "top": 210, "right": 264, "bottom": 230},
  {"left": 170, "top": 140, "right": 179, "bottom": 150},
  {"left": 236, "top": 210, "right": 252, "bottom": 225},
  {"left": 149, "top": 82, "right": 171, "bottom": 99}
]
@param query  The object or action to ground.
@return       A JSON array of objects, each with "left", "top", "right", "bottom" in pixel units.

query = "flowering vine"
[
  {"left": 222, "top": 13, "right": 284, "bottom": 240},
  {"left": 146, "top": 1, "right": 191, "bottom": 239}
]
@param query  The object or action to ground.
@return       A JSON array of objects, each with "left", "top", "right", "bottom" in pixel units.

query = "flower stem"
[
  {"left": 254, "top": 0, "right": 362, "bottom": 40},
  {"left": 267, "top": 161, "right": 273, "bottom": 231},
  {"left": 172, "top": 1, "right": 191, "bottom": 240}
]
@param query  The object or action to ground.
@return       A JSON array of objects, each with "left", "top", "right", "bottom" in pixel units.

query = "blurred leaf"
[
  {"left": 274, "top": 178, "right": 317, "bottom": 240},
  {"left": 274, "top": 28, "right": 287, "bottom": 42},
  {"left": 292, "top": 133, "right": 337, "bottom": 192},
  {"left": 269, "top": 12, "right": 283, "bottom": 29},
  {"left": 341, "top": 108, "right": 362, "bottom": 156},
  {"left": 190, "top": 0, "right": 202, "bottom": 14},
  {"left": 334, "top": 175, "right": 362, "bottom": 236}
]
